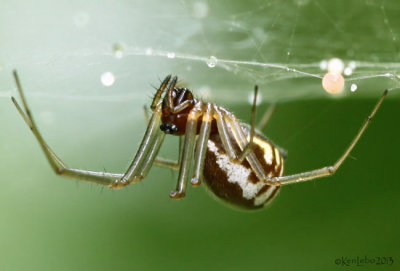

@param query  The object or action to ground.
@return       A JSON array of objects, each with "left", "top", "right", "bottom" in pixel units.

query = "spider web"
[
  {"left": 0, "top": 2, "right": 399, "bottom": 269},
  {"left": 0, "top": 0, "right": 399, "bottom": 106},
  {"left": 1, "top": 0, "right": 399, "bottom": 176}
]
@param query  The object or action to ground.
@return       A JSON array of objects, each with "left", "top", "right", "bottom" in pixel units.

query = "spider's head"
[{"left": 160, "top": 85, "right": 197, "bottom": 135}]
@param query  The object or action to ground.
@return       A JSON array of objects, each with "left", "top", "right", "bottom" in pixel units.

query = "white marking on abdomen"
[
  {"left": 208, "top": 140, "right": 265, "bottom": 200},
  {"left": 253, "top": 137, "right": 273, "bottom": 165}
]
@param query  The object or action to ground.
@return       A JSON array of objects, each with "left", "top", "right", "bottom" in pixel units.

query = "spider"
[{"left": 11, "top": 70, "right": 388, "bottom": 210}]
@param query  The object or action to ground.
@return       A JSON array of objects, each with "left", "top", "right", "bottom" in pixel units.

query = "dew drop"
[
  {"left": 384, "top": 72, "right": 393, "bottom": 78},
  {"left": 206, "top": 56, "right": 218, "bottom": 68},
  {"left": 327, "top": 58, "right": 344, "bottom": 74},
  {"left": 248, "top": 91, "right": 262, "bottom": 105},
  {"left": 348, "top": 61, "right": 357, "bottom": 69},
  {"left": 145, "top": 48, "right": 153, "bottom": 55},
  {"left": 322, "top": 72, "right": 344, "bottom": 94},
  {"left": 350, "top": 83, "right": 358, "bottom": 92},
  {"left": 343, "top": 67, "right": 353, "bottom": 76},
  {"left": 319, "top": 60, "right": 328, "bottom": 70},
  {"left": 113, "top": 43, "right": 125, "bottom": 59},
  {"left": 101, "top": 72, "right": 115, "bottom": 87},
  {"left": 167, "top": 52, "right": 176, "bottom": 59}
]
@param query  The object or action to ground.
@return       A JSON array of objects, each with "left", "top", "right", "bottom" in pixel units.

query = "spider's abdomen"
[{"left": 203, "top": 129, "right": 284, "bottom": 210}]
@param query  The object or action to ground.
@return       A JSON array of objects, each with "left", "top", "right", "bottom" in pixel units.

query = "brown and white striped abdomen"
[{"left": 203, "top": 127, "right": 284, "bottom": 210}]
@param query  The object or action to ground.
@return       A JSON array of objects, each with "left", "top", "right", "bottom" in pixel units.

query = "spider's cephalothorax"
[
  {"left": 160, "top": 86, "right": 198, "bottom": 135},
  {"left": 12, "top": 71, "right": 389, "bottom": 210}
]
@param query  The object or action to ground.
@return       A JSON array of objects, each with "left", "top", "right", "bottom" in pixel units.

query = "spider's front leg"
[
  {"left": 191, "top": 103, "right": 213, "bottom": 186},
  {"left": 12, "top": 70, "right": 167, "bottom": 188},
  {"left": 110, "top": 109, "right": 165, "bottom": 188},
  {"left": 169, "top": 108, "right": 202, "bottom": 198},
  {"left": 12, "top": 70, "right": 125, "bottom": 185}
]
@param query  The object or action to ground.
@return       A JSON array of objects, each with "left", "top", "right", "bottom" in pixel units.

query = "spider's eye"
[{"left": 160, "top": 123, "right": 178, "bottom": 134}]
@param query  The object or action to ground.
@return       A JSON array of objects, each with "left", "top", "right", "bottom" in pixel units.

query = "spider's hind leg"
[{"left": 264, "top": 89, "right": 390, "bottom": 186}]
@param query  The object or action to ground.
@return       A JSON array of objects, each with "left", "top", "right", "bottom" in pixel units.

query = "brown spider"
[{"left": 11, "top": 71, "right": 388, "bottom": 210}]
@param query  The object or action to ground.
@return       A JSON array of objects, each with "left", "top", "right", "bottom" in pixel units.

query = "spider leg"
[
  {"left": 191, "top": 103, "right": 213, "bottom": 186},
  {"left": 169, "top": 108, "right": 201, "bottom": 198},
  {"left": 214, "top": 105, "right": 237, "bottom": 159},
  {"left": 165, "top": 77, "right": 195, "bottom": 114},
  {"left": 257, "top": 103, "right": 276, "bottom": 131},
  {"left": 112, "top": 76, "right": 194, "bottom": 186},
  {"left": 134, "top": 130, "right": 166, "bottom": 180},
  {"left": 224, "top": 111, "right": 269, "bottom": 181},
  {"left": 12, "top": 70, "right": 123, "bottom": 186},
  {"left": 154, "top": 157, "right": 179, "bottom": 170},
  {"left": 143, "top": 105, "right": 150, "bottom": 124},
  {"left": 235, "top": 85, "right": 258, "bottom": 163},
  {"left": 13, "top": 70, "right": 168, "bottom": 188},
  {"left": 144, "top": 104, "right": 180, "bottom": 170},
  {"left": 111, "top": 108, "right": 164, "bottom": 187},
  {"left": 264, "top": 89, "right": 389, "bottom": 186},
  {"left": 150, "top": 75, "right": 171, "bottom": 110}
]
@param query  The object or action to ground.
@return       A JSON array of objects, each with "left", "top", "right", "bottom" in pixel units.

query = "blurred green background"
[{"left": 0, "top": 0, "right": 399, "bottom": 270}]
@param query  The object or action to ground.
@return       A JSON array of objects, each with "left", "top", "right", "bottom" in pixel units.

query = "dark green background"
[{"left": 0, "top": 0, "right": 399, "bottom": 270}]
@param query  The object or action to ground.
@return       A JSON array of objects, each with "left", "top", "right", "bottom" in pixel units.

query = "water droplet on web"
[
  {"left": 0, "top": 63, "right": 3, "bottom": 71},
  {"left": 207, "top": 56, "right": 218, "bottom": 68},
  {"left": 327, "top": 58, "right": 344, "bottom": 74},
  {"left": 101, "top": 72, "right": 115, "bottom": 87},
  {"left": 167, "top": 52, "right": 175, "bottom": 59},
  {"left": 319, "top": 60, "right": 328, "bottom": 70},
  {"left": 192, "top": 2, "right": 208, "bottom": 18},
  {"left": 248, "top": 91, "right": 262, "bottom": 105},
  {"left": 322, "top": 72, "right": 344, "bottom": 94},
  {"left": 145, "top": 48, "right": 153, "bottom": 55},
  {"left": 350, "top": 83, "right": 358, "bottom": 92},
  {"left": 384, "top": 72, "right": 393, "bottom": 78},
  {"left": 74, "top": 12, "right": 90, "bottom": 27},
  {"left": 343, "top": 67, "right": 353, "bottom": 76},
  {"left": 113, "top": 43, "right": 125, "bottom": 59},
  {"left": 348, "top": 61, "right": 357, "bottom": 69}
]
